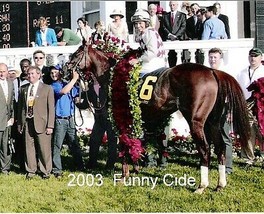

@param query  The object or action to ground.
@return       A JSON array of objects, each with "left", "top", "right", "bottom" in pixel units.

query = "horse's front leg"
[{"left": 121, "top": 158, "right": 130, "bottom": 181}]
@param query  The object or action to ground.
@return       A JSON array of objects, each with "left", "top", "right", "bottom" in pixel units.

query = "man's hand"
[
  {"left": 7, "top": 118, "right": 14, "bottom": 127},
  {"left": 168, "top": 34, "right": 177, "bottom": 41},
  {"left": 129, "top": 58, "right": 139, "bottom": 66},
  {"left": 46, "top": 128, "right": 53, "bottom": 135},
  {"left": 72, "top": 70, "right": 79, "bottom": 80},
  {"left": 17, "top": 125, "right": 22, "bottom": 134}
]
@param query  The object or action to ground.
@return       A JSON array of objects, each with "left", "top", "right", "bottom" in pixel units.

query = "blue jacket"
[{"left": 35, "top": 28, "right": 57, "bottom": 46}]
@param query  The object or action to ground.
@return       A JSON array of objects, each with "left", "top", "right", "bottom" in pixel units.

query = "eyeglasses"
[{"left": 34, "top": 57, "right": 44, "bottom": 60}]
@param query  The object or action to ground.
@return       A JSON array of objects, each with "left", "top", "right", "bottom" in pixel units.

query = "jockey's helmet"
[{"left": 131, "top": 9, "right": 150, "bottom": 24}]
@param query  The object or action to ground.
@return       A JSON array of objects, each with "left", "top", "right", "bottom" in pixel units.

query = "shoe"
[
  {"left": 1, "top": 170, "right": 9, "bottom": 175},
  {"left": 26, "top": 173, "right": 35, "bottom": 180},
  {"left": 244, "top": 163, "right": 253, "bottom": 170},
  {"left": 54, "top": 172, "right": 63, "bottom": 179},
  {"left": 86, "top": 162, "right": 97, "bottom": 170},
  {"left": 42, "top": 174, "right": 50, "bottom": 180}
]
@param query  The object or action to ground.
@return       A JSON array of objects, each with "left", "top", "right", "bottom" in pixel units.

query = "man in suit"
[
  {"left": 214, "top": 2, "right": 231, "bottom": 39},
  {"left": 161, "top": 1, "right": 187, "bottom": 67},
  {"left": 0, "top": 63, "right": 14, "bottom": 175},
  {"left": 17, "top": 66, "right": 55, "bottom": 179},
  {"left": 185, "top": 3, "right": 204, "bottom": 64},
  {"left": 186, "top": 3, "right": 200, "bottom": 40}
]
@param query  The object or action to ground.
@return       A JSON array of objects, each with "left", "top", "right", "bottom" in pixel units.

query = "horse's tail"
[{"left": 214, "top": 70, "right": 250, "bottom": 148}]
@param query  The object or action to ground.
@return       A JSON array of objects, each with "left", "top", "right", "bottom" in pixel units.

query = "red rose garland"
[
  {"left": 93, "top": 33, "right": 144, "bottom": 163},
  {"left": 110, "top": 51, "right": 144, "bottom": 163}
]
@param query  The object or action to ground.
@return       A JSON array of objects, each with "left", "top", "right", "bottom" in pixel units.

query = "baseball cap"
[
  {"left": 50, "top": 64, "right": 63, "bottom": 72},
  {"left": 249, "top": 48, "right": 262, "bottom": 57}
]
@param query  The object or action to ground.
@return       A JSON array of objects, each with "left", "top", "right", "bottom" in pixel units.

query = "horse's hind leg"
[
  {"left": 214, "top": 109, "right": 231, "bottom": 191},
  {"left": 191, "top": 120, "right": 210, "bottom": 194},
  {"left": 214, "top": 138, "right": 227, "bottom": 191}
]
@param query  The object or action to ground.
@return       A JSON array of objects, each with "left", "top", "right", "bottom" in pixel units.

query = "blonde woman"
[
  {"left": 91, "top": 20, "right": 106, "bottom": 43},
  {"left": 35, "top": 17, "right": 57, "bottom": 47}
]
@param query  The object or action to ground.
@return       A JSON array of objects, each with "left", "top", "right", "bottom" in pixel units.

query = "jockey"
[{"left": 129, "top": 9, "right": 166, "bottom": 77}]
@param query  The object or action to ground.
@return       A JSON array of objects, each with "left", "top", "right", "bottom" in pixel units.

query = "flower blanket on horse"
[{"left": 247, "top": 77, "right": 264, "bottom": 151}]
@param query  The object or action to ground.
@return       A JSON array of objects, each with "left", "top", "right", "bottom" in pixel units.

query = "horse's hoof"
[
  {"left": 194, "top": 187, "right": 206, "bottom": 194},
  {"left": 216, "top": 185, "right": 224, "bottom": 192},
  {"left": 131, "top": 166, "right": 140, "bottom": 174},
  {"left": 116, "top": 176, "right": 125, "bottom": 184}
]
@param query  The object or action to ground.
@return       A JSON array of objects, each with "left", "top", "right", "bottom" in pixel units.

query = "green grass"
[{"left": 0, "top": 148, "right": 263, "bottom": 212}]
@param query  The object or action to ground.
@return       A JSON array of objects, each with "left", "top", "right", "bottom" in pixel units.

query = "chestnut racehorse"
[{"left": 66, "top": 43, "right": 250, "bottom": 193}]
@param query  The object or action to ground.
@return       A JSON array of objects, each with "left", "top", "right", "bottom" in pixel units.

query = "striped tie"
[{"left": 27, "top": 85, "right": 34, "bottom": 118}]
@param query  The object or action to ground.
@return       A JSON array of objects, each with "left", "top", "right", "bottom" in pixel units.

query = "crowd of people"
[{"left": 0, "top": 1, "right": 263, "bottom": 180}]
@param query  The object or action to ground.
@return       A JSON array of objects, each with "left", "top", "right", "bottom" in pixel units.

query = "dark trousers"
[
  {"left": 0, "top": 128, "right": 12, "bottom": 172},
  {"left": 168, "top": 50, "right": 178, "bottom": 67},
  {"left": 168, "top": 50, "right": 192, "bottom": 67},
  {"left": 11, "top": 122, "right": 25, "bottom": 171},
  {"left": 220, "top": 107, "right": 233, "bottom": 173},
  {"left": 195, "top": 49, "right": 205, "bottom": 64},
  {"left": 88, "top": 113, "right": 117, "bottom": 169}
]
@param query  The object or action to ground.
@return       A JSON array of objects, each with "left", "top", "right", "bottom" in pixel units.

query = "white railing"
[
  {"left": 0, "top": 38, "right": 255, "bottom": 136},
  {"left": 0, "top": 38, "right": 255, "bottom": 75}
]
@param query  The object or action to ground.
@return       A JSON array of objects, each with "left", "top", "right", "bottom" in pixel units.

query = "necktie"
[
  {"left": 171, "top": 13, "right": 174, "bottom": 25},
  {"left": 27, "top": 85, "right": 34, "bottom": 118}
]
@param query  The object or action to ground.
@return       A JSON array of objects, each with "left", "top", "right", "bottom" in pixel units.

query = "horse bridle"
[
  {"left": 68, "top": 44, "right": 109, "bottom": 121},
  {"left": 66, "top": 44, "right": 89, "bottom": 83}
]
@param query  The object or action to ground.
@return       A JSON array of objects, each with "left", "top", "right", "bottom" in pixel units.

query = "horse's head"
[{"left": 66, "top": 42, "right": 116, "bottom": 82}]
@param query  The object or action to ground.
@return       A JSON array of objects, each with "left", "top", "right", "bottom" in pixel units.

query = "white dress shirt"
[{"left": 0, "top": 79, "right": 8, "bottom": 101}]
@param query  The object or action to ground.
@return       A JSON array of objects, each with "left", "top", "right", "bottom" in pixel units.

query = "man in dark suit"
[
  {"left": 186, "top": 3, "right": 200, "bottom": 40},
  {"left": 214, "top": 2, "right": 231, "bottom": 39},
  {"left": 161, "top": 1, "right": 187, "bottom": 67},
  {"left": 33, "top": 50, "right": 52, "bottom": 85},
  {"left": 0, "top": 63, "right": 14, "bottom": 175},
  {"left": 185, "top": 3, "right": 204, "bottom": 64},
  {"left": 17, "top": 66, "right": 55, "bottom": 179}
]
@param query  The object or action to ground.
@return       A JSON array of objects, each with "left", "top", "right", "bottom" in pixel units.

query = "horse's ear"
[{"left": 108, "top": 57, "right": 117, "bottom": 67}]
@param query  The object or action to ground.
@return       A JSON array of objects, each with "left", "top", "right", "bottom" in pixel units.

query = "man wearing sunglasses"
[{"left": 33, "top": 50, "right": 52, "bottom": 85}]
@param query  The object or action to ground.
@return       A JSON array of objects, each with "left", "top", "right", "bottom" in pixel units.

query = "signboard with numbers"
[
  {"left": 256, "top": 1, "right": 264, "bottom": 51},
  {"left": 0, "top": 1, "right": 70, "bottom": 48}
]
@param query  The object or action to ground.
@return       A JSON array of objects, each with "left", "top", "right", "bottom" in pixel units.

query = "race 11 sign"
[{"left": 0, "top": 1, "right": 70, "bottom": 48}]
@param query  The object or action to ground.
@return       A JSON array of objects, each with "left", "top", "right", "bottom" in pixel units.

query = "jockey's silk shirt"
[{"left": 138, "top": 27, "right": 166, "bottom": 74}]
